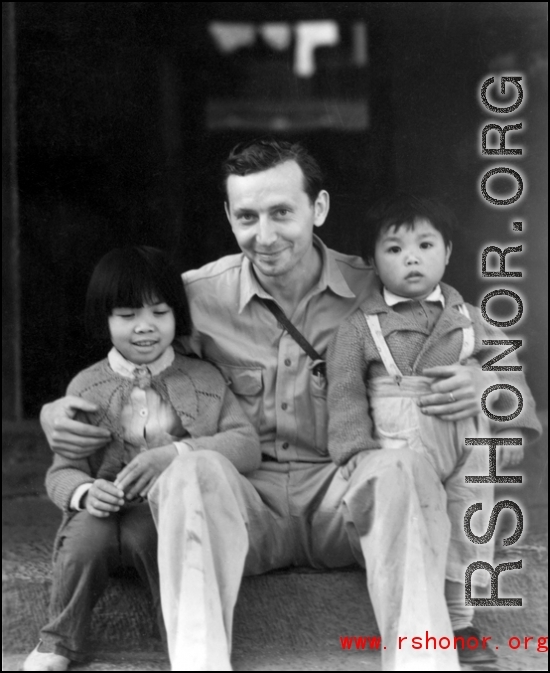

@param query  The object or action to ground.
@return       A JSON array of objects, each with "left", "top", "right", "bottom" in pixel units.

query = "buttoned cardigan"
[{"left": 46, "top": 353, "right": 260, "bottom": 512}]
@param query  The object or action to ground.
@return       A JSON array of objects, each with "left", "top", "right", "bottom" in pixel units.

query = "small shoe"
[
  {"left": 22, "top": 643, "right": 71, "bottom": 671},
  {"left": 454, "top": 626, "right": 498, "bottom": 666}
]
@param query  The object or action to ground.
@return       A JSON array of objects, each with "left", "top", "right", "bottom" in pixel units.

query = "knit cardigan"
[
  {"left": 327, "top": 282, "right": 542, "bottom": 466},
  {"left": 46, "top": 353, "right": 261, "bottom": 512}
]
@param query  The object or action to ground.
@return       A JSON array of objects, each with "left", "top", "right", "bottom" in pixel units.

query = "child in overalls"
[{"left": 327, "top": 194, "right": 541, "bottom": 666}]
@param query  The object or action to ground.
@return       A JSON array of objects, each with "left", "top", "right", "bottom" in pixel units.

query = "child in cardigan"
[
  {"left": 327, "top": 194, "right": 541, "bottom": 665},
  {"left": 24, "top": 246, "right": 260, "bottom": 672}
]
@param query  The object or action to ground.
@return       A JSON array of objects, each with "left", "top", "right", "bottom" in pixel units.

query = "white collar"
[
  {"left": 108, "top": 345, "right": 175, "bottom": 379},
  {"left": 383, "top": 284, "right": 445, "bottom": 308}
]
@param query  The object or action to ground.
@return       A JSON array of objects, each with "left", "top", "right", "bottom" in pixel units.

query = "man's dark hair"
[
  {"left": 85, "top": 246, "right": 192, "bottom": 341},
  {"left": 361, "top": 193, "right": 457, "bottom": 262},
  {"left": 222, "top": 138, "right": 324, "bottom": 203}
]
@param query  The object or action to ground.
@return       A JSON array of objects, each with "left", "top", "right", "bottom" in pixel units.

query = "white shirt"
[
  {"left": 383, "top": 285, "right": 445, "bottom": 332},
  {"left": 383, "top": 284, "right": 445, "bottom": 308}
]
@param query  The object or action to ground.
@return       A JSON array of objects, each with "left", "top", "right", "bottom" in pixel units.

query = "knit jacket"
[
  {"left": 327, "top": 281, "right": 542, "bottom": 466},
  {"left": 46, "top": 353, "right": 261, "bottom": 512}
]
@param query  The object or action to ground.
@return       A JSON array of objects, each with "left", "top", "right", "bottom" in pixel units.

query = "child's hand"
[
  {"left": 85, "top": 479, "right": 125, "bottom": 518},
  {"left": 340, "top": 453, "right": 365, "bottom": 480},
  {"left": 114, "top": 444, "right": 178, "bottom": 500},
  {"left": 493, "top": 430, "right": 524, "bottom": 469},
  {"left": 498, "top": 444, "right": 524, "bottom": 468}
]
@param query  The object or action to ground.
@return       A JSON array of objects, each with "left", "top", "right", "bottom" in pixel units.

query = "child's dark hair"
[
  {"left": 85, "top": 246, "right": 192, "bottom": 341},
  {"left": 361, "top": 193, "right": 457, "bottom": 262}
]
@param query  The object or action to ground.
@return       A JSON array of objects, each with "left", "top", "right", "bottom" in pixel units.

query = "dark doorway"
[{"left": 16, "top": 3, "right": 393, "bottom": 415}]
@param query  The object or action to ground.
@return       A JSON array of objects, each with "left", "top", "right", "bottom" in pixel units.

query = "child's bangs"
[
  {"left": 105, "top": 252, "right": 168, "bottom": 311},
  {"left": 381, "top": 218, "right": 418, "bottom": 237},
  {"left": 85, "top": 245, "right": 192, "bottom": 340},
  {"left": 108, "top": 272, "right": 164, "bottom": 311}
]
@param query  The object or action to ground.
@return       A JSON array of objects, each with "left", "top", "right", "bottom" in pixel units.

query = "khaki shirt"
[{"left": 182, "top": 236, "right": 377, "bottom": 462}]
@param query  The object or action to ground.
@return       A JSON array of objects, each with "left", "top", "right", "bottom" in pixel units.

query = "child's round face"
[
  {"left": 108, "top": 300, "right": 175, "bottom": 365},
  {"left": 373, "top": 218, "right": 451, "bottom": 300}
]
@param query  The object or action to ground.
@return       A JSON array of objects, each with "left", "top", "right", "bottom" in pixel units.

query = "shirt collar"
[
  {"left": 315, "top": 235, "right": 357, "bottom": 299},
  {"left": 108, "top": 345, "right": 175, "bottom": 379},
  {"left": 238, "top": 235, "right": 355, "bottom": 313},
  {"left": 239, "top": 257, "right": 273, "bottom": 313},
  {"left": 383, "top": 284, "right": 446, "bottom": 308}
]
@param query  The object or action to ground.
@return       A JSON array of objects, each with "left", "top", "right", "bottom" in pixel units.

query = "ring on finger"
[{"left": 448, "top": 392, "right": 456, "bottom": 403}]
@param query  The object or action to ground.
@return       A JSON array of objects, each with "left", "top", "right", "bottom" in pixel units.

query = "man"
[{"left": 42, "top": 139, "right": 487, "bottom": 671}]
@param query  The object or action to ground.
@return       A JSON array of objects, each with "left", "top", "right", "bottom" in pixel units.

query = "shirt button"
[
  {"left": 281, "top": 402, "right": 288, "bottom": 410},
  {"left": 282, "top": 442, "right": 289, "bottom": 450},
  {"left": 284, "top": 359, "right": 291, "bottom": 366},
  {"left": 139, "top": 409, "right": 147, "bottom": 417}
]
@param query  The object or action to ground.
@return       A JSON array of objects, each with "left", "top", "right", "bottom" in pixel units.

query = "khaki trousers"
[{"left": 149, "top": 449, "right": 461, "bottom": 671}]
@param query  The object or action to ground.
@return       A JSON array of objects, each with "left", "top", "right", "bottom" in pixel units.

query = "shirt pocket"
[
  {"left": 309, "top": 370, "right": 328, "bottom": 455},
  {"left": 212, "top": 362, "right": 264, "bottom": 430}
]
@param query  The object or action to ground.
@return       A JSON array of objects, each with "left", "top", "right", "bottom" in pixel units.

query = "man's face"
[
  {"left": 373, "top": 218, "right": 451, "bottom": 300},
  {"left": 225, "top": 161, "right": 329, "bottom": 282}
]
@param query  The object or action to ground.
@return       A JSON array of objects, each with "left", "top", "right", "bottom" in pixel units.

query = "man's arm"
[{"left": 40, "top": 396, "right": 111, "bottom": 459}]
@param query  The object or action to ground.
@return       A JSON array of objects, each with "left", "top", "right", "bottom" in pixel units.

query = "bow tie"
[{"left": 133, "top": 365, "right": 152, "bottom": 390}]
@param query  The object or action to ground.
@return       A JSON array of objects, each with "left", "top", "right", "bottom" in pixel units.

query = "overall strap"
[
  {"left": 457, "top": 304, "right": 475, "bottom": 363},
  {"left": 364, "top": 313, "right": 403, "bottom": 385}
]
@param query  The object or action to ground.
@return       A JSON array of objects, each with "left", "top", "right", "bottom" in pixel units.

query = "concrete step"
[
  {"left": 4, "top": 646, "right": 548, "bottom": 672},
  {"left": 3, "top": 496, "right": 548, "bottom": 670},
  {"left": 2, "top": 495, "right": 381, "bottom": 653},
  {"left": 2, "top": 421, "right": 549, "bottom": 671}
]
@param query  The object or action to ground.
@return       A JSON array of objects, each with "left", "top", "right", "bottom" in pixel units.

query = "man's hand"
[
  {"left": 40, "top": 396, "right": 111, "bottom": 459},
  {"left": 114, "top": 444, "right": 179, "bottom": 500},
  {"left": 418, "top": 364, "right": 485, "bottom": 421},
  {"left": 85, "top": 479, "right": 125, "bottom": 518}
]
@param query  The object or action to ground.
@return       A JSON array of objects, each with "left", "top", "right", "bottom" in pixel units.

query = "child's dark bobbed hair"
[
  {"left": 361, "top": 193, "right": 457, "bottom": 262},
  {"left": 85, "top": 246, "right": 192, "bottom": 341}
]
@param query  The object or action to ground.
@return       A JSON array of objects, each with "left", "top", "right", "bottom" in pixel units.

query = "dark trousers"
[{"left": 40, "top": 502, "right": 163, "bottom": 661}]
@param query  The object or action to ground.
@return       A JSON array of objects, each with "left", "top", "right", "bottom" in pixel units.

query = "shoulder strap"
[
  {"left": 364, "top": 313, "right": 403, "bottom": 385},
  {"left": 260, "top": 298, "right": 326, "bottom": 377},
  {"left": 457, "top": 304, "right": 475, "bottom": 363}
]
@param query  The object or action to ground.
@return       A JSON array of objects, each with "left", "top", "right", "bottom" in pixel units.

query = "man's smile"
[
  {"left": 255, "top": 247, "right": 288, "bottom": 255},
  {"left": 254, "top": 247, "right": 290, "bottom": 261}
]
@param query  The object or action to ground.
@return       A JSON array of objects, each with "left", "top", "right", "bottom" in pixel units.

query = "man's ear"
[
  {"left": 224, "top": 201, "right": 231, "bottom": 223},
  {"left": 313, "top": 190, "right": 330, "bottom": 228},
  {"left": 445, "top": 241, "right": 453, "bottom": 265}
]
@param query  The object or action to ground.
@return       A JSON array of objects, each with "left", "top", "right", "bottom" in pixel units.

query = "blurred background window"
[{"left": 206, "top": 20, "right": 368, "bottom": 132}]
